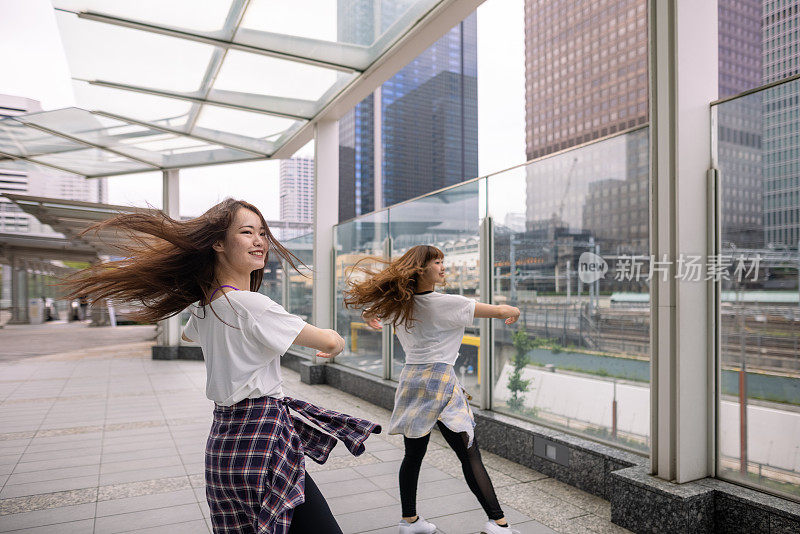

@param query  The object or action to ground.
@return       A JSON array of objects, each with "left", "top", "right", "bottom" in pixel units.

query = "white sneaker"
[
  {"left": 482, "top": 520, "right": 520, "bottom": 534},
  {"left": 398, "top": 516, "right": 437, "bottom": 533}
]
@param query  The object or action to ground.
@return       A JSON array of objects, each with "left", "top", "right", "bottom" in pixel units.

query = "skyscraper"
[
  {"left": 279, "top": 157, "right": 314, "bottom": 240},
  {"left": 524, "top": 0, "right": 648, "bottom": 162},
  {"left": 717, "top": 0, "right": 764, "bottom": 248},
  {"left": 523, "top": 0, "right": 649, "bottom": 241},
  {"left": 337, "top": 5, "right": 478, "bottom": 222},
  {"left": 761, "top": 0, "right": 800, "bottom": 246}
]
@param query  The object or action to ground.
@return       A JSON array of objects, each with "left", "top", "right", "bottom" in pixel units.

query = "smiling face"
[
  {"left": 213, "top": 208, "right": 268, "bottom": 277},
  {"left": 421, "top": 256, "right": 446, "bottom": 286}
]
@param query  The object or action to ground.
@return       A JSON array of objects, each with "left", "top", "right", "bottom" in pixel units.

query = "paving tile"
[
  {"left": 24, "top": 438, "right": 98, "bottom": 454},
  {"left": 416, "top": 491, "right": 486, "bottom": 519},
  {"left": 18, "top": 446, "right": 101, "bottom": 463},
  {"left": 100, "top": 455, "right": 183, "bottom": 474},
  {"left": 0, "top": 475, "right": 99, "bottom": 499},
  {"left": 96, "top": 488, "right": 197, "bottom": 517},
  {"left": 6, "top": 464, "right": 99, "bottom": 485},
  {"left": 94, "top": 503, "right": 204, "bottom": 534},
  {"left": 317, "top": 476, "right": 382, "bottom": 499},
  {"left": 101, "top": 447, "right": 178, "bottom": 464},
  {"left": 12, "top": 455, "right": 101, "bottom": 473},
  {"left": 102, "top": 439, "right": 176, "bottom": 455},
  {"left": 307, "top": 467, "right": 363, "bottom": 485},
  {"left": 326, "top": 488, "right": 398, "bottom": 515},
  {"left": 337, "top": 502, "right": 403, "bottom": 533},
  {"left": 352, "top": 460, "right": 403, "bottom": 477},
  {"left": 371, "top": 448, "right": 406, "bottom": 462},
  {"left": 3, "top": 518, "right": 95, "bottom": 533},
  {"left": 123, "top": 518, "right": 211, "bottom": 533},
  {"left": 0, "top": 502, "right": 95, "bottom": 532}
]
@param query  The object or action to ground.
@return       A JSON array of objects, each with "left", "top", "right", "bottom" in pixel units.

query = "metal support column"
[
  {"left": 649, "top": 0, "right": 718, "bottom": 482},
  {"left": 157, "top": 169, "right": 181, "bottom": 346},
  {"left": 313, "top": 120, "right": 340, "bottom": 364}
]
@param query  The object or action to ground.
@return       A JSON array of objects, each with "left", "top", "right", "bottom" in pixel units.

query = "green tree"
[{"left": 507, "top": 329, "right": 536, "bottom": 411}]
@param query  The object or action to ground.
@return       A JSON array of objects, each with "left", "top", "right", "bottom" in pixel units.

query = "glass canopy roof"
[{"left": 0, "top": 0, "right": 444, "bottom": 178}]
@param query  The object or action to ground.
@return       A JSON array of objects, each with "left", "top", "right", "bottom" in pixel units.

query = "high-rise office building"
[
  {"left": 0, "top": 94, "right": 108, "bottom": 236},
  {"left": 761, "top": 0, "right": 800, "bottom": 246},
  {"left": 524, "top": 0, "right": 648, "bottom": 162},
  {"left": 522, "top": 0, "right": 776, "bottom": 249},
  {"left": 279, "top": 157, "right": 314, "bottom": 240},
  {"left": 337, "top": 4, "right": 478, "bottom": 222},
  {"left": 523, "top": 0, "right": 649, "bottom": 241},
  {"left": 717, "top": 0, "right": 764, "bottom": 248}
]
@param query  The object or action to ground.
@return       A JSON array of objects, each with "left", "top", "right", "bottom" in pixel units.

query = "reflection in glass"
[
  {"left": 284, "top": 232, "right": 314, "bottom": 358},
  {"left": 489, "top": 128, "right": 651, "bottom": 453},
  {"left": 334, "top": 212, "right": 388, "bottom": 376},
  {"left": 715, "top": 78, "right": 800, "bottom": 499},
  {"left": 389, "top": 181, "right": 481, "bottom": 399}
]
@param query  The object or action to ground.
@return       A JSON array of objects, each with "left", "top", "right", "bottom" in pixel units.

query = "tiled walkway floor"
[{"left": 0, "top": 337, "right": 629, "bottom": 533}]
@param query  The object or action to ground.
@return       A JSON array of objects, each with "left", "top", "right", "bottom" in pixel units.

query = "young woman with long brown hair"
[
  {"left": 344, "top": 245, "right": 521, "bottom": 534},
  {"left": 66, "top": 199, "right": 380, "bottom": 534}
]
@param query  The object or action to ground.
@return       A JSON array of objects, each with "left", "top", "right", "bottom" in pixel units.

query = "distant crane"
[{"left": 552, "top": 157, "right": 579, "bottom": 228}]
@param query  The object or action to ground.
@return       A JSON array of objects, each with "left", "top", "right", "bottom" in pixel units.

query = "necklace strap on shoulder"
[{"left": 209, "top": 284, "right": 240, "bottom": 301}]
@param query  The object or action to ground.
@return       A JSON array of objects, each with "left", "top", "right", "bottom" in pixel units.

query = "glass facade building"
[{"left": 338, "top": 5, "right": 478, "bottom": 221}]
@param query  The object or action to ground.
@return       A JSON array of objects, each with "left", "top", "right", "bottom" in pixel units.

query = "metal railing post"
[{"left": 479, "top": 216, "right": 494, "bottom": 410}]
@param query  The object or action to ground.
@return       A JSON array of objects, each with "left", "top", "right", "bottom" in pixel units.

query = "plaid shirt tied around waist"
[
  {"left": 206, "top": 396, "right": 381, "bottom": 534},
  {"left": 388, "top": 362, "right": 476, "bottom": 446}
]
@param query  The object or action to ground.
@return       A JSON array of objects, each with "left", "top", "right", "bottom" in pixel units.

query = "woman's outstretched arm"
[
  {"left": 293, "top": 324, "right": 345, "bottom": 358},
  {"left": 474, "top": 303, "right": 521, "bottom": 325}
]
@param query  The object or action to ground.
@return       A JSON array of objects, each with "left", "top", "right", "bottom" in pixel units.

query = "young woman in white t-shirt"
[
  {"left": 344, "top": 245, "right": 521, "bottom": 534},
  {"left": 66, "top": 199, "right": 380, "bottom": 534}
]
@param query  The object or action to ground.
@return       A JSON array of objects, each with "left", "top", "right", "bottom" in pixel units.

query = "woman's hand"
[
  {"left": 502, "top": 305, "right": 521, "bottom": 325},
  {"left": 316, "top": 330, "right": 345, "bottom": 359},
  {"left": 362, "top": 310, "right": 383, "bottom": 331}
]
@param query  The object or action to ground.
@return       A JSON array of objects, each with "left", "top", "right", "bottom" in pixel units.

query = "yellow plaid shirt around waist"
[{"left": 388, "top": 362, "right": 475, "bottom": 446}]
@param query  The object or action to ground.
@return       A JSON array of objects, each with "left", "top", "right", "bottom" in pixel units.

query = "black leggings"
[
  {"left": 399, "top": 421, "right": 504, "bottom": 520},
  {"left": 288, "top": 473, "right": 342, "bottom": 534}
]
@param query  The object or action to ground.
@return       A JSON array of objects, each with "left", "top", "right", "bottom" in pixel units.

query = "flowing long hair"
[
  {"left": 343, "top": 245, "right": 444, "bottom": 328},
  {"left": 64, "top": 198, "right": 303, "bottom": 323}
]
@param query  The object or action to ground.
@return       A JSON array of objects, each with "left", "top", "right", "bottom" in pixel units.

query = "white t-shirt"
[
  {"left": 183, "top": 291, "right": 306, "bottom": 406},
  {"left": 393, "top": 292, "right": 477, "bottom": 366}
]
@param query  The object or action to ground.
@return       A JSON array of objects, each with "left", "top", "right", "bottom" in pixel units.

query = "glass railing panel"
[
  {"left": 259, "top": 257, "right": 284, "bottom": 306},
  {"left": 334, "top": 212, "right": 389, "bottom": 376},
  {"left": 488, "top": 127, "right": 651, "bottom": 453},
  {"left": 714, "top": 77, "right": 800, "bottom": 500},
  {"left": 388, "top": 180, "right": 482, "bottom": 398},
  {"left": 284, "top": 232, "right": 314, "bottom": 358}
]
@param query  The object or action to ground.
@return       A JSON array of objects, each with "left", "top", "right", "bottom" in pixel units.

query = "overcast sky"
[{"left": 0, "top": 0, "right": 525, "bottom": 220}]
